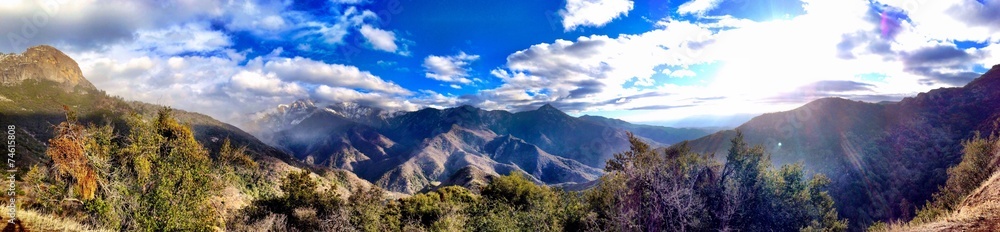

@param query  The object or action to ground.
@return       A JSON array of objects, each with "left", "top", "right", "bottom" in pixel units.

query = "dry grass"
[
  {"left": 0, "top": 209, "right": 111, "bottom": 232},
  {"left": 877, "top": 172, "right": 1000, "bottom": 232}
]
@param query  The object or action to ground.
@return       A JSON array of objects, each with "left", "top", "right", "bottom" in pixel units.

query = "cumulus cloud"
[
  {"left": 559, "top": 0, "right": 634, "bottom": 31},
  {"left": 423, "top": 52, "right": 480, "bottom": 84},
  {"left": 461, "top": 0, "right": 998, "bottom": 126},
  {"left": 314, "top": 85, "right": 417, "bottom": 110},
  {"left": 0, "top": 0, "right": 430, "bottom": 128},
  {"left": 264, "top": 57, "right": 411, "bottom": 95},
  {"left": 359, "top": 24, "right": 399, "bottom": 53},
  {"left": 74, "top": 45, "right": 425, "bottom": 127},
  {"left": 231, "top": 70, "right": 308, "bottom": 96},
  {"left": 465, "top": 20, "right": 715, "bottom": 113}
]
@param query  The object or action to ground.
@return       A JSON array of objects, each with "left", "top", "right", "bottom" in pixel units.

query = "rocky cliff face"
[{"left": 0, "top": 45, "right": 96, "bottom": 90}]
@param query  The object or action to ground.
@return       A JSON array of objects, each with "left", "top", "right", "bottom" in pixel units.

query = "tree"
[
  {"left": 720, "top": 131, "right": 847, "bottom": 232},
  {"left": 595, "top": 132, "right": 715, "bottom": 231},
  {"left": 46, "top": 106, "right": 97, "bottom": 201},
  {"left": 136, "top": 109, "right": 219, "bottom": 231},
  {"left": 588, "top": 131, "right": 847, "bottom": 232},
  {"left": 349, "top": 185, "right": 399, "bottom": 232},
  {"left": 281, "top": 170, "right": 319, "bottom": 207}
]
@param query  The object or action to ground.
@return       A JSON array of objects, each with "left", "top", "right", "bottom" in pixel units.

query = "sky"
[{"left": 1, "top": 0, "right": 999, "bottom": 129}]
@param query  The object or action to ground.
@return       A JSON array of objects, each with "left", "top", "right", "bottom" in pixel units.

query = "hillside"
[
  {"left": 902, "top": 172, "right": 1000, "bottom": 231},
  {"left": 255, "top": 100, "right": 707, "bottom": 193},
  {"left": 681, "top": 64, "right": 1000, "bottom": 228},
  {"left": 0, "top": 45, "right": 381, "bottom": 230}
]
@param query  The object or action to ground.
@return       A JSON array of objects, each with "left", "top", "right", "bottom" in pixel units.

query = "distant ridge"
[
  {"left": 254, "top": 99, "right": 709, "bottom": 193},
  {"left": 681, "top": 64, "right": 1000, "bottom": 229}
]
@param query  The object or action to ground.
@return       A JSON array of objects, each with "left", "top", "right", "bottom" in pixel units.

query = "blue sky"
[{"left": 1, "top": 0, "right": 999, "bottom": 128}]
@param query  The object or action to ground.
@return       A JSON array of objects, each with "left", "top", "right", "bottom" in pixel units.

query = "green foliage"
[
  {"left": 481, "top": 172, "right": 552, "bottom": 208},
  {"left": 228, "top": 168, "right": 349, "bottom": 231},
  {"left": 586, "top": 131, "right": 847, "bottom": 232},
  {"left": 281, "top": 170, "right": 319, "bottom": 206},
  {"left": 905, "top": 133, "right": 1000, "bottom": 224},
  {"left": 865, "top": 221, "right": 889, "bottom": 232},
  {"left": 218, "top": 138, "right": 258, "bottom": 169},
  {"left": 719, "top": 131, "right": 848, "bottom": 232},
  {"left": 398, "top": 186, "right": 476, "bottom": 230},
  {"left": 23, "top": 108, "right": 225, "bottom": 231},
  {"left": 127, "top": 110, "right": 217, "bottom": 231},
  {"left": 349, "top": 186, "right": 400, "bottom": 232},
  {"left": 469, "top": 172, "right": 572, "bottom": 231},
  {"left": 22, "top": 164, "right": 67, "bottom": 214}
]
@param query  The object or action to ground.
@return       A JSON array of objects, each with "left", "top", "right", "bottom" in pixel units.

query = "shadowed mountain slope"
[{"left": 681, "top": 64, "right": 1000, "bottom": 229}]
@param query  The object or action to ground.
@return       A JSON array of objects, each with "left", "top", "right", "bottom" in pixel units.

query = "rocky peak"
[
  {"left": 277, "top": 99, "right": 317, "bottom": 114},
  {"left": 533, "top": 103, "right": 570, "bottom": 118},
  {"left": 0, "top": 45, "right": 96, "bottom": 90},
  {"left": 538, "top": 103, "right": 558, "bottom": 111}
]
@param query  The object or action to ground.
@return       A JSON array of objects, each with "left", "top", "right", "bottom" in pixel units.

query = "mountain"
[
  {"left": 255, "top": 102, "right": 707, "bottom": 193},
  {"left": 0, "top": 46, "right": 293, "bottom": 168},
  {"left": 903, "top": 172, "right": 1000, "bottom": 231},
  {"left": 1, "top": 45, "right": 96, "bottom": 90},
  {"left": 579, "top": 115, "right": 712, "bottom": 146},
  {"left": 0, "top": 45, "right": 379, "bottom": 208},
  {"left": 681, "top": 64, "right": 1000, "bottom": 229}
]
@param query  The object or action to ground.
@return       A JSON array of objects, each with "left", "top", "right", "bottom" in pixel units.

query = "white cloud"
[
  {"left": 423, "top": 52, "right": 480, "bottom": 84},
  {"left": 231, "top": 70, "right": 307, "bottom": 96},
  {"left": 0, "top": 0, "right": 425, "bottom": 129},
  {"left": 134, "top": 23, "right": 231, "bottom": 55},
  {"left": 0, "top": 0, "right": 225, "bottom": 52},
  {"left": 677, "top": 0, "right": 724, "bottom": 15},
  {"left": 667, "top": 69, "right": 697, "bottom": 78},
  {"left": 875, "top": 0, "right": 1000, "bottom": 43},
  {"left": 314, "top": 85, "right": 417, "bottom": 110},
  {"left": 264, "top": 57, "right": 411, "bottom": 95},
  {"left": 471, "top": 20, "right": 715, "bottom": 112},
  {"left": 73, "top": 46, "right": 423, "bottom": 128},
  {"left": 559, "top": 0, "right": 634, "bottom": 31},
  {"left": 470, "top": 0, "right": 999, "bottom": 125},
  {"left": 359, "top": 24, "right": 399, "bottom": 53},
  {"left": 221, "top": 0, "right": 291, "bottom": 34}
]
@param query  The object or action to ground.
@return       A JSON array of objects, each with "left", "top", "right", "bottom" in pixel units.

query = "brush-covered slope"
[
  {"left": 681, "top": 64, "right": 1000, "bottom": 229},
  {"left": 256, "top": 100, "right": 705, "bottom": 194},
  {"left": 0, "top": 45, "right": 398, "bottom": 231},
  {"left": 0, "top": 44, "right": 380, "bottom": 207}
]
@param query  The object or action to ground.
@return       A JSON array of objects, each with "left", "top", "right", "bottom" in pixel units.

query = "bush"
[
  {"left": 909, "top": 133, "right": 1000, "bottom": 224},
  {"left": 587, "top": 131, "right": 847, "bottom": 232},
  {"left": 349, "top": 186, "right": 399, "bottom": 232}
]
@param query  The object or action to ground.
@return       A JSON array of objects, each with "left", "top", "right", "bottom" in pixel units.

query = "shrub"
[{"left": 910, "top": 133, "right": 999, "bottom": 223}]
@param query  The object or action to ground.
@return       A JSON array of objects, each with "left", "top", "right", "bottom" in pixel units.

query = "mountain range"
[
  {"left": 251, "top": 99, "right": 709, "bottom": 193},
  {"left": 682, "top": 64, "right": 1000, "bottom": 228},
  {"left": 0, "top": 46, "right": 379, "bottom": 203},
  {"left": 11, "top": 45, "right": 1000, "bottom": 230}
]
